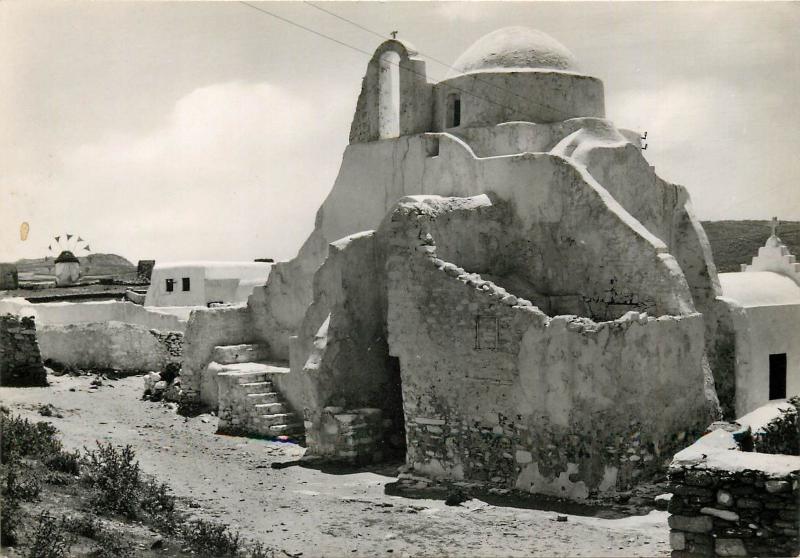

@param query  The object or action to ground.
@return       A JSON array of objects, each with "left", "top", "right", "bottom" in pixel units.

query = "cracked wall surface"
[{"left": 382, "top": 195, "right": 714, "bottom": 496}]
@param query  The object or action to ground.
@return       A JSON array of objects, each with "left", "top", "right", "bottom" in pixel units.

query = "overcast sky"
[{"left": 1, "top": 1, "right": 798, "bottom": 264}]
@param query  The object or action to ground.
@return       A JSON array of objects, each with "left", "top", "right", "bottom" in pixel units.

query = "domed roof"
[
  {"left": 55, "top": 250, "right": 79, "bottom": 264},
  {"left": 448, "top": 27, "right": 578, "bottom": 78},
  {"left": 719, "top": 271, "right": 800, "bottom": 307}
]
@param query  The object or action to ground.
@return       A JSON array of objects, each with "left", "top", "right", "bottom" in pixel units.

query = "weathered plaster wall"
[
  {"left": 218, "top": 108, "right": 717, "bottom": 381},
  {"left": 0, "top": 314, "right": 46, "bottom": 386},
  {"left": 37, "top": 321, "right": 176, "bottom": 372},
  {"left": 276, "top": 231, "right": 404, "bottom": 459},
  {"left": 0, "top": 298, "right": 188, "bottom": 332},
  {"left": 180, "top": 305, "right": 256, "bottom": 407},
  {"left": 711, "top": 299, "right": 746, "bottom": 419},
  {"left": 348, "top": 39, "right": 433, "bottom": 144},
  {"left": 434, "top": 71, "right": 605, "bottom": 130},
  {"left": 558, "top": 127, "right": 723, "bottom": 377},
  {"left": 382, "top": 196, "right": 713, "bottom": 497}
]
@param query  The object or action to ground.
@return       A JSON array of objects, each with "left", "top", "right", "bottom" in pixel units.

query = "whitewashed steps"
[
  {"left": 213, "top": 350, "right": 302, "bottom": 440},
  {"left": 211, "top": 343, "right": 271, "bottom": 365}
]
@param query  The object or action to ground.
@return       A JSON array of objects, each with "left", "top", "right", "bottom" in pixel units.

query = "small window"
[
  {"left": 446, "top": 93, "right": 461, "bottom": 128},
  {"left": 165, "top": 278, "right": 174, "bottom": 293},
  {"left": 182, "top": 277, "right": 190, "bottom": 292},
  {"left": 769, "top": 353, "right": 787, "bottom": 400}
]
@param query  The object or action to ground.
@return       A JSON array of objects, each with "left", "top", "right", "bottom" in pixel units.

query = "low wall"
[
  {"left": 37, "top": 321, "right": 180, "bottom": 373},
  {"left": 668, "top": 403, "right": 800, "bottom": 557},
  {"left": 0, "top": 298, "right": 190, "bottom": 332},
  {"left": 0, "top": 314, "right": 46, "bottom": 386}
]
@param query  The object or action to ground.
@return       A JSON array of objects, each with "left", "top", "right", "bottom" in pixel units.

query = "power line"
[
  {"left": 239, "top": 1, "right": 377, "bottom": 59},
  {"left": 238, "top": 1, "right": 570, "bottom": 119},
  {"left": 301, "top": 0, "right": 575, "bottom": 120},
  {"left": 237, "top": 2, "right": 790, "bottom": 220}
]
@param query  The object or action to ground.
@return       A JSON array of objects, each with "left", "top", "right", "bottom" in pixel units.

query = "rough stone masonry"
[
  {"left": 0, "top": 314, "right": 47, "bottom": 386},
  {"left": 668, "top": 401, "right": 800, "bottom": 557}
]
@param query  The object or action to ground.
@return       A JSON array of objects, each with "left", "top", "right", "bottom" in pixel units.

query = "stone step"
[
  {"left": 246, "top": 392, "right": 281, "bottom": 404},
  {"left": 252, "top": 402, "right": 287, "bottom": 414},
  {"left": 211, "top": 343, "right": 270, "bottom": 365},
  {"left": 266, "top": 423, "right": 304, "bottom": 436},
  {"left": 240, "top": 381, "right": 273, "bottom": 394},
  {"left": 254, "top": 413, "right": 297, "bottom": 427}
]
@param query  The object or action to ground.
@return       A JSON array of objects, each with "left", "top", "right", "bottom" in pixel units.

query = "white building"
[
  {"left": 718, "top": 220, "right": 800, "bottom": 416},
  {"left": 145, "top": 261, "right": 271, "bottom": 307}
]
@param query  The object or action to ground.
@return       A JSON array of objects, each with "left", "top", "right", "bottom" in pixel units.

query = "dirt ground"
[{"left": 1, "top": 374, "right": 671, "bottom": 557}]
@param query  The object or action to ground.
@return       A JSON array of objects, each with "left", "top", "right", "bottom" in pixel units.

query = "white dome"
[
  {"left": 448, "top": 27, "right": 578, "bottom": 78},
  {"left": 719, "top": 271, "right": 800, "bottom": 307}
]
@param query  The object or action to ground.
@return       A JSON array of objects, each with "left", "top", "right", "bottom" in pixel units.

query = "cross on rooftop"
[
  {"left": 771, "top": 216, "right": 779, "bottom": 237},
  {"left": 390, "top": 30, "right": 398, "bottom": 39}
]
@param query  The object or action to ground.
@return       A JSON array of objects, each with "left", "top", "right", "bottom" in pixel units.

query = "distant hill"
[
  {"left": 15, "top": 253, "right": 135, "bottom": 277},
  {"left": 702, "top": 220, "right": 800, "bottom": 273}
]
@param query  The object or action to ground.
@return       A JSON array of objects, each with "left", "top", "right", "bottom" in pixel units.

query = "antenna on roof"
[
  {"left": 390, "top": 30, "right": 398, "bottom": 39},
  {"left": 640, "top": 131, "right": 648, "bottom": 150}
]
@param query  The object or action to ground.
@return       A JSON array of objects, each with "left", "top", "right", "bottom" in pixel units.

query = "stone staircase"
[{"left": 212, "top": 343, "right": 303, "bottom": 439}]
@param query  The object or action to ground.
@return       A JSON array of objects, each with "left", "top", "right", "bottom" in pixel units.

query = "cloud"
[
  {"left": 605, "top": 79, "right": 800, "bottom": 220},
  {"left": 434, "top": 2, "right": 492, "bottom": 23},
  {"left": 1, "top": 81, "right": 353, "bottom": 262}
]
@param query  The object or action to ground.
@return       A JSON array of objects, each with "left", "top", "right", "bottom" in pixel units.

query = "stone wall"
[
  {"left": 137, "top": 260, "right": 155, "bottom": 281},
  {"left": 0, "top": 314, "right": 46, "bottom": 386},
  {"left": 304, "top": 407, "right": 386, "bottom": 464},
  {"left": 37, "top": 321, "right": 178, "bottom": 373},
  {"left": 384, "top": 196, "right": 714, "bottom": 497},
  {"left": 0, "top": 264, "right": 19, "bottom": 290},
  {"left": 668, "top": 415, "right": 800, "bottom": 557}
]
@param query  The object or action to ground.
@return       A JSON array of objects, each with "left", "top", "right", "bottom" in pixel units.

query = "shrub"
[
  {"left": 0, "top": 479, "right": 21, "bottom": 546},
  {"left": 0, "top": 412, "right": 62, "bottom": 463},
  {"left": 754, "top": 396, "right": 800, "bottom": 455},
  {"left": 44, "top": 449, "right": 81, "bottom": 476},
  {"left": 63, "top": 512, "right": 103, "bottom": 539},
  {"left": 2, "top": 459, "right": 42, "bottom": 502},
  {"left": 27, "top": 511, "right": 74, "bottom": 558},
  {"left": 246, "top": 541, "right": 276, "bottom": 558},
  {"left": 82, "top": 442, "right": 141, "bottom": 518},
  {"left": 140, "top": 478, "right": 177, "bottom": 531},
  {"left": 181, "top": 519, "right": 241, "bottom": 556},
  {"left": 91, "top": 530, "right": 135, "bottom": 558}
]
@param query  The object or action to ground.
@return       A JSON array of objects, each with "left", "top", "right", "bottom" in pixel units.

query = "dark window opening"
[
  {"left": 383, "top": 356, "right": 406, "bottom": 459},
  {"left": 182, "top": 277, "right": 191, "bottom": 291},
  {"left": 165, "top": 279, "right": 174, "bottom": 293},
  {"left": 446, "top": 93, "right": 461, "bottom": 128},
  {"left": 769, "top": 353, "right": 787, "bottom": 400}
]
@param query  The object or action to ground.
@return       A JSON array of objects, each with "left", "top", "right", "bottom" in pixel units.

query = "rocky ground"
[{"left": 1, "top": 373, "right": 671, "bottom": 557}]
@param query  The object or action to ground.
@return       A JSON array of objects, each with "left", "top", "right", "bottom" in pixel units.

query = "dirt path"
[{"left": 1, "top": 374, "right": 670, "bottom": 557}]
